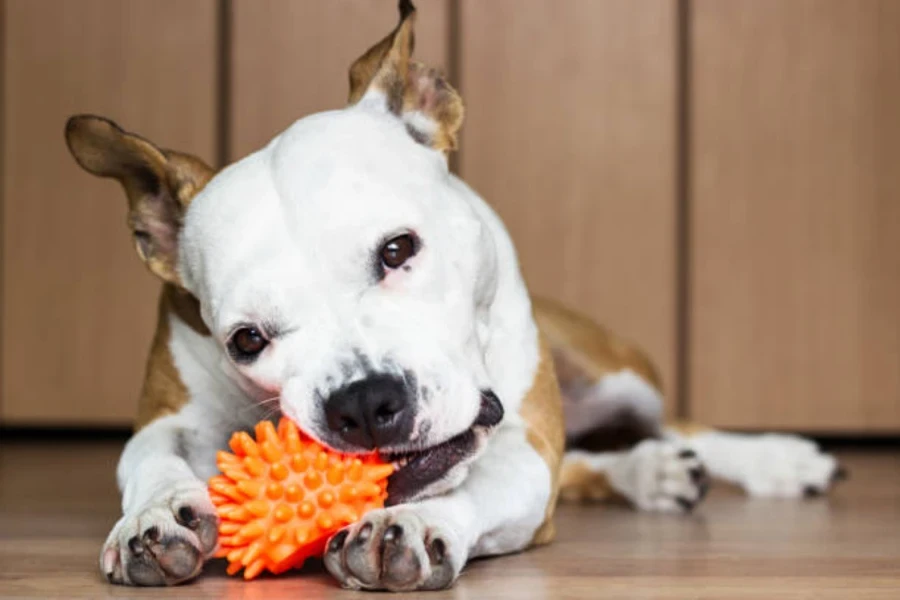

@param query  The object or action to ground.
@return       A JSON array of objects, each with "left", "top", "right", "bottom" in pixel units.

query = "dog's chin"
[{"left": 383, "top": 390, "right": 504, "bottom": 505}]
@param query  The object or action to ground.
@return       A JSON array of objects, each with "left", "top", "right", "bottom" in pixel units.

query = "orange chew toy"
[{"left": 208, "top": 418, "right": 394, "bottom": 580}]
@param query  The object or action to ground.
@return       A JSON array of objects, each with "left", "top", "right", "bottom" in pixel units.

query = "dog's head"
[{"left": 65, "top": 1, "right": 507, "bottom": 503}]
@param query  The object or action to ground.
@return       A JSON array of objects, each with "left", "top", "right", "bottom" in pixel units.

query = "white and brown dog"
[{"left": 64, "top": 1, "right": 844, "bottom": 591}]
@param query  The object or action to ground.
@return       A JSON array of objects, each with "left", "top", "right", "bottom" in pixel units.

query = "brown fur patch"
[
  {"left": 347, "top": 2, "right": 464, "bottom": 154},
  {"left": 402, "top": 62, "right": 464, "bottom": 153},
  {"left": 135, "top": 285, "right": 195, "bottom": 430},
  {"left": 65, "top": 115, "right": 214, "bottom": 285},
  {"left": 666, "top": 420, "right": 711, "bottom": 437},
  {"left": 347, "top": 3, "right": 414, "bottom": 109},
  {"left": 518, "top": 334, "right": 566, "bottom": 546},
  {"left": 558, "top": 461, "right": 620, "bottom": 503},
  {"left": 163, "top": 285, "right": 209, "bottom": 337},
  {"left": 533, "top": 296, "right": 663, "bottom": 392}
]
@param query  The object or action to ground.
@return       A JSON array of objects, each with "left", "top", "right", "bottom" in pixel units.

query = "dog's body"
[{"left": 65, "top": 2, "right": 843, "bottom": 591}]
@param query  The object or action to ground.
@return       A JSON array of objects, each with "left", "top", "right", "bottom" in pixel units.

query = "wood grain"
[
  {"left": 689, "top": 1, "right": 900, "bottom": 432},
  {"left": 229, "top": 0, "right": 450, "bottom": 160},
  {"left": 458, "top": 0, "right": 679, "bottom": 412},
  {"left": 1, "top": 440, "right": 897, "bottom": 598},
  {"left": 0, "top": 0, "right": 218, "bottom": 425}
]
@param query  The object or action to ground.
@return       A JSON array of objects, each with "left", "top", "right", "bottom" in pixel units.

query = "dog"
[{"left": 64, "top": 1, "right": 844, "bottom": 590}]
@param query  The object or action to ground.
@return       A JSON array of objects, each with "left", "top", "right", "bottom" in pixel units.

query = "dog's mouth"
[{"left": 382, "top": 390, "right": 503, "bottom": 505}]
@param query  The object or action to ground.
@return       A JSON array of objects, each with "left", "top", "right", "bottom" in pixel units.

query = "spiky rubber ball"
[{"left": 208, "top": 418, "right": 394, "bottom": 579}]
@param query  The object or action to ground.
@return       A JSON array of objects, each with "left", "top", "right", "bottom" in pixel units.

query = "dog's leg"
[
  {"left": 559, "top": 441, "right": 710, "bottom": 512},
  {"left": 562, "top": 426, "right": 845, "bottom": 505},
  {"left": 556, "top": 367, "right": 710, "bottom": 513},
  {"left": 100, "top": 414, "right": 219, "bottom": 586},
  {"left": 670, "top": 427, "right": 846, "bottom": 498},
  {"left": 323, "top": 425, "right": 553, "bottom": 591},
  {"left": 562, "top": 369, "right": 664, "bottom": 441}
]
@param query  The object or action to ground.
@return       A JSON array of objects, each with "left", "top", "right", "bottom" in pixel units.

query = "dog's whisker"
[
  {"left": 236, "top": 395, "right": 282, "bottom": 418},
  {"left": 258, "top": 406, "right": 283, "bottom": 422},
  {"left": 256, "top": 395, "right": 281, "bottom": 406}
]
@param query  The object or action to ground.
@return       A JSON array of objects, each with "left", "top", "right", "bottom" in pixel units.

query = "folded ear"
[
  {"left": 348, "top": 0, "right": 464, "bottom": 154},
  {"left": 64, "top": 115, "right": 213, "bottom": 285}
]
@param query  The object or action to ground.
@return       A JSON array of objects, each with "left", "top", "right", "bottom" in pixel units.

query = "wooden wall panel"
[
  {"left": 230, "top": 0, "right": 450, "bottom": 160},
  {"left": 1, "top": 0, "right": 218, "bottom": 425},
  {"left": 459, "top": 0, "right": 679, "bottom": 410},
  {"left": 0, "top": 0, "right": 5, "bottom": 423},
  {"left": 689, "top": 1, "right": 900, "bottom": 431}
]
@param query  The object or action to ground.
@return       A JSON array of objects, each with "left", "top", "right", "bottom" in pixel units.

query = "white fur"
[
  {"left": 564, "top": 368, "right": 663, "bottom": 438},
  {"left": 675, "top": 431, "right": 839, "bottom": 498},
  {"left": 564, "top": 440, "right": 705, "bottom": 513},
  {"left": 104, "top": 102, "right": 552, "bottom": 589}
]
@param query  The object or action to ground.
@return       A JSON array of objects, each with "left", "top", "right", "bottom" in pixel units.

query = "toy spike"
[{"left": 209, "top": 417, "right": 394, "bottom": 580}]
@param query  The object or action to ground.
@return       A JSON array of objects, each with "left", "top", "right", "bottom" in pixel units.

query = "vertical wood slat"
[
  {"left": 0, "top": 0, "right": 6, "bottom": 422},
  {"left": 1, "top": 0, "right": 219, "bottom": 425},
  {"left": 229, "top": 0, "right": 450, "bottom": 161},
  {"left": 458, "top": 0, "right": 680, "bottom": 412},
  {"left": 689, "top": 0, "right": 900, "bottom": 432}
]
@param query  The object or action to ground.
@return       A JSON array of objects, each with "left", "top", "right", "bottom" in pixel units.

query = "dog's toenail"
[
  {"left": 698, "top": 480, "right": 710, "bottom": 499},
  {"left": 329, "top": 530, "right": 349, "bottom": 552},
  {"left": 355, "top": 523, "right": 373, "bottom": 544},
  {"left": 142, "top": 525, "right": 160, "bottom": 544},
  {"left": 383, "top": 525, "right": 403, "bottom": 543},
  {"left": 429, "top": 538, "right": 446, "bottom": 564},
  {"left": 678, "top": 449, "right": 697, "bottom": 459},
  {"left": 689, "top": 466, "right": 705, "bottom": 483},
  {"left": 832, "top": 466, "right": 849, "bottom": 482},
  {"left": 127, "top": 536, "right": 144, "bottom": 555},
  {"left": 803, "top": 485, "right": 822, "bottom": 498},
  {"left": 177, "top": 506, "right": 198, "bottom": 527},
  {"left": 676, "top": 497, "right": 695, "bottom": 512}
]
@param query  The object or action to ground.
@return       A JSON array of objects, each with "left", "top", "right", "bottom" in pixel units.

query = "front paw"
[
  {"left": 324, "top": 507, "right": 459, "bottom": 591},
  {"left": 100, "top": 483, "right": 217, "bottom": 586},
  {"left": 738, "top": 434, "right": 845, "bottom": 498}
]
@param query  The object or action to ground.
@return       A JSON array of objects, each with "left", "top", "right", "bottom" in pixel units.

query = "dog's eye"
[
  {"left": 380, "top": 234, "right": 417, "bottom": 270},
  {"left": 228, "top": 327, "right": 268, "bottom": 362}
]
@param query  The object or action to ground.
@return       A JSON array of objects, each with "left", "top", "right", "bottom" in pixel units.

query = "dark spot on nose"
[{"left": 324, "top": 374, "right": 415, "bottom": 450}]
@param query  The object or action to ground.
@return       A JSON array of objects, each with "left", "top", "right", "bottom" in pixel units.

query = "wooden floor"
[{"left": 1, "top": 440, "right": 898, "bottom": 599}]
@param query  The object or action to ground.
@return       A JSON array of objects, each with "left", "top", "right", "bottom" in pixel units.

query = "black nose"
[{"left": 323, "top": 374, "right": 414, "bottom": 450}]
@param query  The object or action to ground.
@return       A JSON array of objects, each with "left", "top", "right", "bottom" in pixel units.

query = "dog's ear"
[
  {"left": 348, "top": 0, "right": 464, "bottom": 154},
  {"left": 64, "top": 115, "right": 213, "bottom": 285}
]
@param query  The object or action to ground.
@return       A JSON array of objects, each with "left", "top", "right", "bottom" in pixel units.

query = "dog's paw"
[
  {"left": 609, "top": 439, "right": 710, "bottom": 513},
  {"left": 100, "top": 483, "right": 217, "bottom": 586},
  {"left": 735, "top": 434, "right": 845, "bottom": 498},
  {"left": 324, "top": 507, "right": 460, "bottom": 591}
]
